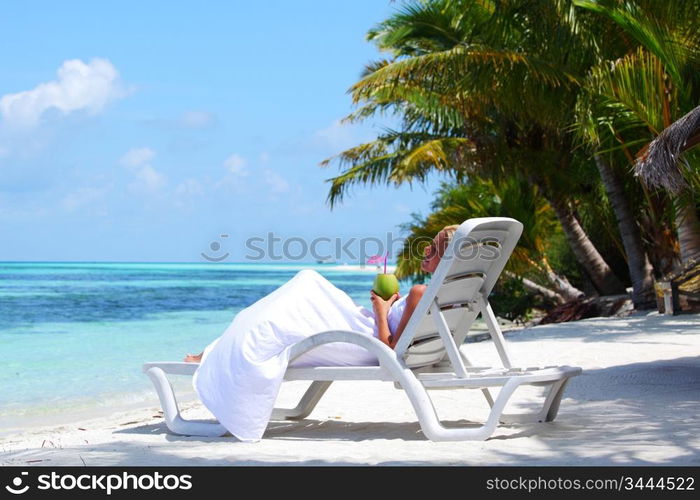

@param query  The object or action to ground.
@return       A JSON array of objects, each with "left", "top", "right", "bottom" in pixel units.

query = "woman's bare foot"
[{"left": 184, "top": 352, "right": 203, "bottom": 363}]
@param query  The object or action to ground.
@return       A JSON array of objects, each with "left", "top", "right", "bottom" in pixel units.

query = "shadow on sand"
[{"left": 3, "top": 353, "right": 698, "bottom": 466}]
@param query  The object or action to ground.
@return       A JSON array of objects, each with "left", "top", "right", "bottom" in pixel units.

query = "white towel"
[{"left": 193, "top": 269, "right": 384, "bottom": 441}]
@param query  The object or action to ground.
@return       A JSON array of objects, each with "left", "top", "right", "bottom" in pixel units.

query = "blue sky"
[{"left": 0, "top": 1, "right": 444, "bottom": 262}]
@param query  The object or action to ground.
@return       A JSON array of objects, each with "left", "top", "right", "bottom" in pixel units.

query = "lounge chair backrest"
[{"left": 394, "top": 217, "right": 523, "bottom": 370}]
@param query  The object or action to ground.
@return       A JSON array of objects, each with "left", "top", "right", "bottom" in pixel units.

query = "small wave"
[{"left": 323, "top": 264, "right": 397, "bottom": 272}]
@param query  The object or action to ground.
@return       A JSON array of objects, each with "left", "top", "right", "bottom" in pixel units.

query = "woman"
[
  {"left": 190, "top": 224, "right": 459, "bottom": 441},
  {"left": 369, "top": 223, "right": 458, "bottom": 350}
]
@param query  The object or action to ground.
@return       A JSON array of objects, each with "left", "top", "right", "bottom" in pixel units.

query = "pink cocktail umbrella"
[{"left": 367, "top": 253, "right": 388, "bottom": 274}]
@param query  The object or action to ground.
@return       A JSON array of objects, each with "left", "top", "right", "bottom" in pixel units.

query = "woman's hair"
[
  {"left": 440, "top": 224, "right": 460, "bottom": 243},
  {"left": 433, "top": 224, "right": 460, "bottom": 260}
]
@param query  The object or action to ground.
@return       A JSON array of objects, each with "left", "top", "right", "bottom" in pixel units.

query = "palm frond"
[
  {"left": 574, "top": 0, "right": 684, "bottom": 85},
  {"left": 350, "top": 44, "right": 580, "bottom": 106},
  {"left": 367, "top": 0, "right": 494, "bottom": 57},
  {"left": 585, "top": 48, "right": 676, "bottom": 135},
  {"left": 321, "top": 132, "right": 475, "bottom": 208}
]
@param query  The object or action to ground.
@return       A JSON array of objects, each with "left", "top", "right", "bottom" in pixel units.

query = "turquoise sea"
[{"left": 0, "top": 262, "right": 382, "bottom": 434}]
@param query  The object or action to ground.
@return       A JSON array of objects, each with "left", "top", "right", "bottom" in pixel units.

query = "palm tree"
[
  {"left": 575, "top": 0, "right": 700, "bottom": 266},
  {"left": 323, "top": 0, "right": 628, "bottom": 296}
]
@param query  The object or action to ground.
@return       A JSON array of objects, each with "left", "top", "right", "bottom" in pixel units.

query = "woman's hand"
[
  {"left": 370, "top": 290, "right": 400, "bottom": 318},
  {"left": 371, "top": 290, "right": 400, "bottom": 349}
]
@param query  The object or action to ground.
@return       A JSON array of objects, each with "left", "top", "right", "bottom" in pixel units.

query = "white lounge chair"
[{"left": 143, "top": 217, "right": 581, "bottom": 441}]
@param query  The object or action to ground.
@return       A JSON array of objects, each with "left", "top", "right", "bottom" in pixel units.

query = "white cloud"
[
  {"left": 264, "top": 169, "right": 290, "bottom": 194},
  {"left": 314, "top": 120, "right": 358, "bottom": 150},
  {"left": 213, "top": 155, "right": 249, "bottom": 194},
  {"left": 259, "top": 152, "right": 270, "bottom": 164},
  {"left": 129, "top": 165, "right": 166, "bottom": 193},
  {"left": 0, "top": 58, "right": 124, "bottom": 128},
  {"left": 224, "top": 153, "right": 248, "bottom": 176},
  {"left": 175, "top": 178, "right": 204, "bottom": 197},
  {"left": 119, "top": 147, "right": 155, "bottom": 168},
  {"left": 119, "top": 147, "right": 166, "bottom": 194},
  {"left": 0, "top": 198, "right": 50, "bottom": 219},
  {"left": 394, "top": 203, "right": 411, "bottom": 214},
  {"left": 61, "top": 186, "right": 109, "bottom": 212},
  {"left": 173, "top": 178, "right": 205, "bottom": 210},
  {"left": 179, "top": 110, "right": 215, "bottom": 128}
]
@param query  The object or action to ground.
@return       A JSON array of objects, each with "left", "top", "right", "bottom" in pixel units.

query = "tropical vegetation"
[{"left": 321, "top": 0, "right": 700, "bottom": 317}]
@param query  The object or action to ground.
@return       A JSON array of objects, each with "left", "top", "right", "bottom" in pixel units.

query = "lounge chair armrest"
[
  {"left": 142, "top": 362, "right": 198, "bottom": 376},
  {"left": 288, "top": 330, "right": 400, "bottom": 366}
]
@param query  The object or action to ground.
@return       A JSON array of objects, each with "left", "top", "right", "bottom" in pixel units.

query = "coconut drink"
[
  {"left": 368, "top": 254, "right": 399, "bottom": 299},
  {"left": 372, "top": 273, "right": 399, "bottom": 300}
]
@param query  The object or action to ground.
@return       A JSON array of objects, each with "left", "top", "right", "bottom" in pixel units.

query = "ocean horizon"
[{"left": 0, "top": 261, "right": 398, "bottom": 434}]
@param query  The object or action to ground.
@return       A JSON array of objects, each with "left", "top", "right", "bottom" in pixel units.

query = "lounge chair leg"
[
  {"left": 543, "top": 377, "right": 570, "bottom": 422},
  {"left": 481, "top": 388, "right": 495, "bottom": 408},
  {"left": 145, "top": 367, "right": 227, "bottom": 437},
  {"left": 499, "top": 377, "right": 570, "bottom": 424},
  {"left": 459, "top": 348, "right": 495, "bottom": 408},
  {"left": 427, "top": 378, "right": 523, "bottom": 441},
  {"left": 398, "top": 367, "right": 523, "bottom": 441},
  {"left": 271, "top": 381, "right": 333, "bottom": 420}
]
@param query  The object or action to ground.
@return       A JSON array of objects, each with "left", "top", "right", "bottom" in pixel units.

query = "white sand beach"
[{"left": 1, "top": 311, "right": 699, "bottom": 466}]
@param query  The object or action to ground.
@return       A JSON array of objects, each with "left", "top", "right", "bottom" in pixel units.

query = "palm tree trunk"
[
  {"left": 549, "top": 196, "right": 627, "bottom": 295},
  {"left": 639, "top": 185, "right": 678, "bottom": 275},
  {"left": 675, "top": 198, "right": 700, "bottom": 263},
  {"left": 546, "top": 267, "right": 585, "bottom": 302},
  {"left": 504, "top": 271, "right": 565, "bottom": 305},
  {"left": 526, "top": 255, "right": 584, "bottom": 301},
  {"left": 594, "top": 155, "right": 656, "bottom": 308}
]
